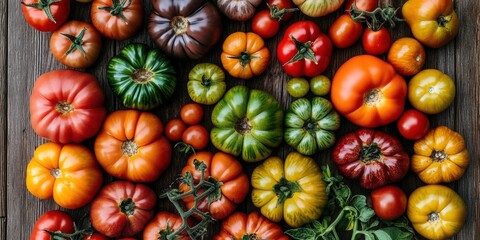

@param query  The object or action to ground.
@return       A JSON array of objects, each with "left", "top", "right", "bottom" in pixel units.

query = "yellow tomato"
[
  {"left": 408, "top": 69, "right": 455, "bottom": 114},
  {"left": 407, "top": 185, "right": 466, "bottom": 239},
  {"left": 251, "top": 152, "right": 327, "bottom": 227},
  {"left": 412, "top": 126, "right": 468, "bottom": 184}
]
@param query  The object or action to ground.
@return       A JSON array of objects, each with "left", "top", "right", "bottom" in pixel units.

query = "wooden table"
[{"left": 2, "top": 0, "right": 479, "bottom": 239}]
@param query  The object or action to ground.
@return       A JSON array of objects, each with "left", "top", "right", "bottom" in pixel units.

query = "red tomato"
[
  {"left": 268, "top": 0, "right": 295, "bottom": 21},
  {"left": 180, "top": 103, "right": 204, "bottom": 125},
  {"left": 165, "top": 118, "right": 187, "bottom": 142},
  {"left": 83, "top": 233, "right": 110, "bottom": 240},
  {"left": 143, "top": 212, "right": 191, "bottom": 240},
  {"left": 362, "top": 27, "right": 391, "bottom": 55},
  {"left": 397, "top": 109, "right": 430, "bottom": 140},
  {"left": 21, "top": 0, "right": 70, "bottom": 32},
  {"left": 344, "top": 0, "right": 379, "bottom": 11},
  {"left": 91, "top": 0, "right": 143, "bottom": 40},
  {"left": 182, "top": 125, "right": 209, "bottom": 150},
  {"left": 30, "top": 210, "right": 75, "bottom": 240},
  {"left": 371, "top": 185, "right": 407, "bottom": 220},
  {"left": 252, "top": 0, "right": 295, "bottom": 38},
  {"left": 329, "top": 14, "right": 363, "bottom": 48}
]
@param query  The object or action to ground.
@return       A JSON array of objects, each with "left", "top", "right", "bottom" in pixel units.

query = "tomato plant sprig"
[
  {"left": 285, "top": 165, "right": 416, "bottom": 240},
  {"left": 349, "top": 4, "right": 403, "bottom": 31}
]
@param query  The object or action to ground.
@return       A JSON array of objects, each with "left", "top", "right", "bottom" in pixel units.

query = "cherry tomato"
[
  {"left": 387, "top": 37, "right": 426, "bottom": 76},
  {"left": 251, "top": 0, "right": 295, "bottom": 39},
  {"left": 31, "top": 210, "right": 75, "bottom": 240},
  {"left": 362, "top": 27, "right": 391, "bottom": 55},
  {"left": 83, "top": 233, "right": 110, "bottom": 240},
  {"left": 329, "top": 14, "right": 363, "bottom": 48},
  {"left": 182, "top": 125, "right": 209, "bottom": 150},
  {"left": 180, "top": 103, "right": 204, "bottom": 125},
  {"left": 344, "top": 0, "right": 379, "bottom": 11},
  {"left": 397, "top": 109, "right": 430, "bottom": 140},
  {"left": 371, "top": 185, "right": 407, "bottom": 220},
  {"left": 268, "top": 0, "right": 295, "bottom": 21},
  {"left": 310, "top": 75, "right": 331, "bottom": 96},
  {"left": 165, "top": 118, "right": 188, "bottom": 142},
  {"left": 287, "top": 78, "right": 309, "bottom": 98}
]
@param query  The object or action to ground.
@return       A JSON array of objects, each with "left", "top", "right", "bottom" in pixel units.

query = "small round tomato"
[
  {"left": 83, "top": 233, "right": 110, "bottom": 240},
  {"left": 362, "top": 27, "right": 391, "bottom": 55},
  {"left": 180, "top": 103, "right": 204, "bottom": 125},
  {"left": 21, "top": 0, "right": 70, "bottom": 32},
  {"left": 310, "top": 75, "right": 331, "bottom": 96},
  {"left": 31, "top": 210, "right": 75, "bottom": 240},
  {"left": 182, "top": 125, "right": 209, "bottom": 150},
  {"left": 344, "top": 0, "right": 379, "bottom": 11},
  {"left": 287, "top": 78, "right": 309, "bottom": 98},
  {"left": 388, "top": 37, "right": 425, "bottom": 76},
  {"left": 50, "top": 20, "right": 102, "bottom": 68},
  {"left": 397, "top": 109, "right": 430, "bottom": 140},
  {"left": 329, "top": 14, "right": 363, "bottom": 48},
  {"left": 252, "top": 10, "right": 280, "bottom": 39},
  {"left": 371, "top": 185, "right": 407, "bottom": 220},
  {"left": 91, "top": 0, "right": 143, "bottom": 40},
  {"left": 165, "top": 118, "right": 187, "bottom": 142}
]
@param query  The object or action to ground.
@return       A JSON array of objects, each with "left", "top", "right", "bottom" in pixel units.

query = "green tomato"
[
  {"left": 211, "top": 86, "right": 284, "bottom": 162},
  {"left": 107, "top": 43, "right": 177, "bottom": 110},
  {"left": 287, "top": 78, "right": 310, "bottom": 98},
  {"left": 187, "top": 63, "right": 226, "bottom": 105},
  {"left": 284, "top": 97, "right": 340, "bottom": 155},
  {"left": 310, "top": 75, "right": 331, "bottom": 96}
]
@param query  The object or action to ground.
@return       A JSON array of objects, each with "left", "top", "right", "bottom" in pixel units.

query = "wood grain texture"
[{"left": 5, "top": 0, "right": 480, "bottom": 239}]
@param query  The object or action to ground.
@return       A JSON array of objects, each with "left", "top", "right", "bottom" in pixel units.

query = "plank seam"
[{"left": 1, "top": 0, "right": 8, "bottom": 220}]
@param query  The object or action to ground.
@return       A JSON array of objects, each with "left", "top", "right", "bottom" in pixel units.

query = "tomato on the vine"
[
  {"left": 329, "top": 14, "right": 363, "bottom": 48},
  {"left": 181, "top": 125, "right": 209, "bottom": 151},
  {"left": 251, "top": 0, "right": 296, "bottom": 39},
  {"left": 362, "top": 27, "right": 391, "bottom": 55},
  {"left": 397, "top": 109, "right": 430, "bottom": 140},
  {"left": 371, "top": 185, "right": 407, "bottom": 220},
  {"left": 30, "top": 210, "right": 75, "bottom": 240},
  {"left": 165, "top": 118, "right": 187, "bottom": 142},
  {"left": 180, "top": 103, "right": 204, "bottom": 125},
  {"left": 21, "top": 0, "right": 70, "bottom": 32},
  {"left": 344, "top": 0, "right": 379, "bottom": 11}
]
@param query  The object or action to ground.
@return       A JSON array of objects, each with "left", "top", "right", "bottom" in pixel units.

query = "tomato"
[
  {"left": 165, "top": 118, "right": 187, "bottom": 142},
  {"left": 278, "top": 20, "right": 332, "bottom": 77},
  {"left": 332, "top": 129, "right": 410, "bottom": 189},
  {"left": 187, "top": 63, "right": 226, "bottom": 105},
  {"left": 30, "top": 210, "right": 74, "bottom": 240},
  {"left": 143, "top": 212, "right": 190, "bottom": 240},
  {"left": 180, "top": 152, "right": 249, "bottom": 220},
  {"left": 387, "top": 37, "right": 425, "bottom": 76},
  {"left": 94, "top": 110, "right": 171, "bottom": 182},
  {"left": 344, "top": 0, "right": 378, "bottom": 11},
  {"left": 407, "top": 185, "right": 466, "bottom": 239},
  {"left": 268, "top": 0, "right": 295, "bottom": 21},
  {"left": 30, "top": 70, "right": 106, "bottom": 144},
  {"left": 49, "top": 20, "right": 102, "bottom": 68},
  {"left": 181, "top": 125, "right": 209, "bottom": 151},
  {"left": 285, "top": 97, "right": 340, "bottom": 155},
  {"left": 83, "top": 233, "right": 110, "bottom": 240},
  {"left": 287, "top": 78, "right": 309, "bottom": 98},
  {"left": 408, "top": 69, "right": 456, "bottom": 114},
  {"left": 90, "top": 181, "right": 157, "bottom": 238},
  {"left": 26, "top": 143, "right": 103, "bottom": 209},
  {"left": 397, "top": 109, "right": 430, "bottom": 140},
  {"left": 214, "top": 212, "right": 289, "bottom": 240},
  {"left": 251, "top": 0, "right": 295, "bottom": 38},
  {"left": 329, "top": 14, "right": 363, "bottom": 48},
  {"left": 180, "top": 103, "right": 204, "bottom": 125},
  {"left": 211, "top": 86, "right": 284, "bottom": 162},
  {"left": 149, "top": 0, "right": 221, "bottom": 59},
  {"left": 331, "top": 55, "right": 407, "bottom": 128},
  {"left": 221, "top": 32, "right": 270, "bottom": 79},
  {"left": 21, "top": 0, "right": 70, "bottom": 32},
  {"left": 292, "top": 0, "right": 344, "bottom": 17},
  {"left": 216, "top": 0, "right": 262, "bottom": 21},
  {"left": 412, "top": 126, "right": 469, "bottom": 184},
  {"left": 370, "top": 185, "right": 407, "bottom": 220},
  {"left": 362, "top": 27, "right": 391, "bottom": 55},
  {"left": 252, "top": 152, "right": 327, "bottom": 227},
  {"left": 76, "top": 0, "right": 92, "bottom": 2},
  {"left": 91, "top": 0, "right": 143, "bottom": 40},
  {"left": 402, "top": 0, "right": 459, "bottom": 48},
  {"left": 310, "top": 75, "right": 331, "bottom": 96}
]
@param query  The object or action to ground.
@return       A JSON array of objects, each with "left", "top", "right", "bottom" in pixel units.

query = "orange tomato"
[
  {"left": 221, "top": 32, "right": 270, "bottom": 79},
  {"left": 26, "top": 142, "right": 103, "bottom": 209},
  {"left": 387, "top": 37, "right": 425, "bottom": 76},
  {"left": 94, "top": 110, "right": 171, "bottom": 182},
  {"left": 331, "top": 55, "right": 407, "bottom": 128}
]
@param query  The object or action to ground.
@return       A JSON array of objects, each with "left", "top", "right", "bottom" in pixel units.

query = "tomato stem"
[
  {"left": 437, "top": 15, "right": 450, "bottom": 27},
  {"left": 21, "top": 0, "right": 61, "bottom": 23},
  {"left": 119, "top": 198, "right": 135, "bottom": 216},
  {"left": 349, "top": 4, "right": 403, "bottom": 31},
  {"left": 268, "top": 4, "right": 298, "bottom": 21},
  {"left": 131, "top": 68, "right": 154, "bottom": 83},
  {"left": 170, "top": 16, "right": 189, "bottom": 35},
  {"left": 431, "top": 150, "right": 448, "bottom": 162},
  {"left": 55, "top": 101, "right": 74, "bottom": 114},
  {"left": 284, "top": 36, "right": 318, "bottom": 65},
  {"left": 428, "top": 212, "right": 440, "bottom": 223},
  {"left": 121, "top": 140, "right": 138, "bottom": 157},
  {"left": 235, "top": 117, "right": 252, "bottom": 135},
  {"left": 61, "top": 28, "right": 88, "bottom": 59},
  {"left": 50, "top": 168, "right": 61, "bottom": 178},
  {"left": 241, "top": 233, "right": 259, "bottom": 240},
  {"left": 158, "top": 223, "right": 174, "bottom": 240},
  {"left": 98, "top": 0, "right": 131, "bottom": 23},
  {"left": 228, "top": 51, "right": 258, "bottom": 68},
  {"left": 364, "top": 89, "right": 383, "bottom": 106},
  {"left": 272, "top": 177, "right": 301, "bottom": 206},
  {"left": 359, "top": 143, "right": 383, "bottom": 163}
]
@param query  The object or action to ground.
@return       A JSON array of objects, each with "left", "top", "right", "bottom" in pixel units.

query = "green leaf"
[
  {"left": 350, "top": 195, "right": 367, "bottom": 211},
  {"left": 373, "top": 230, "right": 393, "bottom": 240},
  {"left": 377, "top": 227, "right": 414, "bottom": 240},
  {"left": 310, "top": 220, "right": 323, "bottom": 231},
  {"left": 366, "top": 220, "right": 379, "bottom": 230},
  {"left": 359, "top": 207, "right": 375, "bottom": 223},
  {"left": 285, "top": 228, "right": 316, "bottom": 240},
  {"left": 334, "top": 184, "right": 351, "bottom": 207},
  {"left": 363, "top": 231, "right": 376, "bottom": 240}
]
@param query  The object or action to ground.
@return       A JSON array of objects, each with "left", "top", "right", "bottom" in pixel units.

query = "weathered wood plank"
[
  {"left": 0, "top": 0, "right": 7, "bottom": 219},
  {"left": 0, "top": 217, "right": 5, "bottom": 240}
]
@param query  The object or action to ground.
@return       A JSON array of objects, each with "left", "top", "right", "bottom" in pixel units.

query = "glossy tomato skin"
[
  {"left": 278, "top": 20, "right": 332, "bottom": 77},
  {"left": 91, "top": 0, "right": 143, "bottom": 40},
  {"left": 397, "top": 109, "right": 430, "bottom": 140},
  {"left": 188, "top": 63, "right": 226, "bottom": 105},
  {"left": 268, "top": 0, "right": 295, "bottom": 21},
  {"left": 143, "top": 212, "right": 191, "bottom": 240},
  {"left": 180, "top": 103, "right": 204, "bottom": 125},
  {"left": 90, "top": 181, "right": 157, "bottom": 238},
  {"left": 31, "top": 210, "right": 75, "bottom": 240},
  {"left": 331, "top": 55, "right": 407, "bottom": 128},
  {"left": 362, "top": 27, "right": 391, "bottom": 55},
  {"left": 22, "top": 0, "right": 70, "bottom": 32},
  {"left": 370, "top": 185, "right": 407, "bottom": 220},
  {"left": 292, "top": 0, "right": 344, "bottom": 17},
  {"left": 287, "top": 78, "right": 310, "bottom": 98},
  {"left": 329, "top": 14, "right": 363, "bottom": 48},
  {"left": 30, "top": 70, "right": 106, "bottom": 144},
  {"left": 83, "top": 233, "right": 110, "bottom": 240},
  {"left": 344, "top": 0, "right": 379, "bottom": 11},
  {"left": 252, "top": 10, "right": 280, "bottom": 39},
  {"left": 387, "top": 37, "right": 425, "bottom": 76},
  {"left": 182, "top": 125, "right": 209, "bottom": 150},
  {"left": 332, "top": 129, "right": 410, "bottom": 189},
  {"left": 50, "top": 20, "right": 102, "bottom": 68},
  {"left": 214, "top": 212, "right": 290, "bottom": 240},
  {"left": 165, "top": 118, "right": 187, "bottom": 142}
]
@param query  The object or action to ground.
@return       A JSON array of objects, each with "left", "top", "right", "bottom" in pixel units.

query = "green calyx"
[
  {"left": 359, "top": 143, "right": 383, "bottom": 163},
  {"left": 21, "top": 0, "right": 61, "bottom": 23},
  {"left": 61, "top": 28, "right": 88, "bottom": 59},
  {"left": 349, "top": 4, "right": 403, "bottom": 31},
  {"left": 273, "top": 177, "right": 301, "bottom": 206},
  {"left": 158, "top": 223, "right": 174, "bottom": 240},
  {"left": 241, "top": 233, "right": 259, "bottom": 240},
  {"left": 119, "top": 198, "right": 135, "bottom": 216},
  {"left": 285, "top": 36, "right": 318, "bottom": 65},
  {"left": 303, "top": 119, "right": 319, "bottom": 134},
  {"left": 98, "top": 0, "right": 131, "bottom": 22},
  {"left": 268, "top": 4, "right": 298, "bottom": 21},
  {"left": 229, "top": 51, "right": 258, "bottom": 68}
]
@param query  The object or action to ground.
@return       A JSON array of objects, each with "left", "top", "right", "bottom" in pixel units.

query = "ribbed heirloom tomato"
[
  {"left": 91, "top": 0, "right": 143, "bottom": 40},
  {"left": 30, "top": 210, "right": 74, "bottom": 240},
  {"left": 143, "top": 212, "right": 191, "bottom": 240}
]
